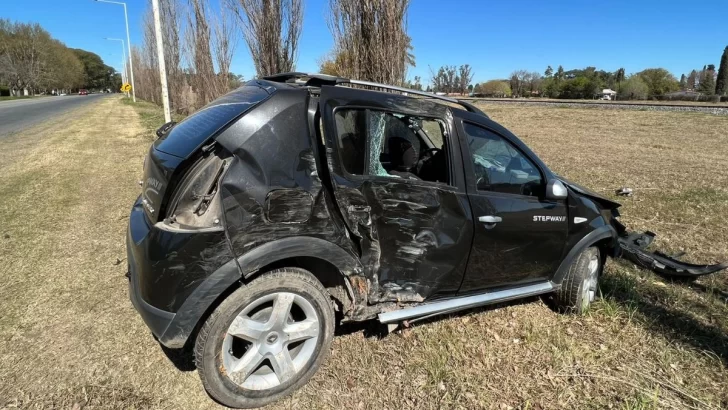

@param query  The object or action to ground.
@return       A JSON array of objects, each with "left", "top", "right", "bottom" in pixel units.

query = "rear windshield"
[{"left": 154, "top": 85, "right": 271, "bottom": 158}]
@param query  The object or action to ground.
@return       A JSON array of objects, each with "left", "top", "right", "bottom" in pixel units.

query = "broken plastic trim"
[
  {"left": 165, "top": 148, "right": 228, "bottom": 229},
  {"left": 617, "top": 231, "right": 728, "bottom": 277}
]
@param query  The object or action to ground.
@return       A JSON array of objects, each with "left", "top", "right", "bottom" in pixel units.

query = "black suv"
[{"left": 126, "top": 73, "right": 633, "bottom": 408}]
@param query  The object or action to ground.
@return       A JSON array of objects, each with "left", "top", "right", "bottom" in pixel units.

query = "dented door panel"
[
  {"left": 320, "top": 86, "right": 474, "bottom": 303},
  {"left": 370, "top": 180, "right": 472, "bottom": 301},
  {"left": 216, "top": 89, "right": 355, "bottom": 265}
]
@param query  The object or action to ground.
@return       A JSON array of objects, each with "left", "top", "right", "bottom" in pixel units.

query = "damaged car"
[{"left": 126, "top": 72, "right": 726, "bottom": 408}]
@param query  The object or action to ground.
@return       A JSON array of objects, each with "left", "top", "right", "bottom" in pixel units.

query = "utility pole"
[
  {"left": 96, "top": 0, "right": 136, "bottom": 102},
  {"left": 105, "top": 38, "right": 128, "bottom": 97},
  {"left": 151, "top": 0, "right": 172, "bottom": 122}
]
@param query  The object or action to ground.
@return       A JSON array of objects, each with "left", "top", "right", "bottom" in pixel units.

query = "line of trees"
[
  {"left": 467, "top": 46, "right": 728, "bottom": 101},
  {"left": 132, "top": 0, "right": 242, "bottom": 113},
  {"left": 428, "top": 64, "right": 474, "bottom": 94},
  {"left": 0, "top": 19, "right": 121, "bottom": 96},
  {"left": 132, "top": 0, "right": 416, "bottom": 114}
]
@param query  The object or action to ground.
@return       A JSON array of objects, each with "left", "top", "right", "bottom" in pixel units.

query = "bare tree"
[
  {"left": 228, "top": 0, "right": 302, "bottom": 77},
  {"left": 327, "top": 0, "right": 412, "bottom": 85},
  {"left": 510, "top": 69, "right": 529, "bottom": 97},
  {"left": 130, "top": 0, "right": 240, "bottom": 113},
  {"left": 185, "top": 0, "right": 217, "bottom": 105},
  {"left": 211, "top": 2, "right": 237, "bottom": 88},
  {"left": 161, "top": 0, "right": 183, "bottom": 108},
  {"left": 458, "top": 64, "right": 473, "bottom": 95},
  {"left": 527, "top": 71, "right": 542, "bottom": 95}
]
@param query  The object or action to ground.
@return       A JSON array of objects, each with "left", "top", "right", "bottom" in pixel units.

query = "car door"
[
  {"left": 456, "top": 116, "right": 567, "bottom": 293},
  {"left": 319, "top": 85, "right": 474, "bottom": 302}
]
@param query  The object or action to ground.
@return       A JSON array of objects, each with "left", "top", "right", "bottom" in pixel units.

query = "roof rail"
[
  {"left": 261, "top": 72, "right": 486, "bottom": 116},
  {"left": 347, "top": 79, "right": 487, "bottom": 117}
]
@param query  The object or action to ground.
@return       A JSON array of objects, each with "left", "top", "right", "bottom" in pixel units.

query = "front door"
[
  {"left": 457, "top": 119, "right": 567, "bottom": 293},
  {"left": 319, "top": 85, "right": 474, "bottom": 302}
]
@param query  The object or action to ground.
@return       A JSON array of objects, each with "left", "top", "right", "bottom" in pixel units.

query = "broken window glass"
[
  {"left": 333, "top": 108, "right": 451, "bottom": 185},
  {"left": 366, "top": 111, "right": 389, "bottom": 177}
]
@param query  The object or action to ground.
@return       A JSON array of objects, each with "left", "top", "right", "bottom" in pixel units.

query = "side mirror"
[{"left": 546, "top": 179, "right": 568, "bottom": 200}]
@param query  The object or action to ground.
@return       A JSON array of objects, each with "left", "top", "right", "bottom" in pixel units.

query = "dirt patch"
[{"left": 1, "top": 100, "right": 727, "bottom": 409}]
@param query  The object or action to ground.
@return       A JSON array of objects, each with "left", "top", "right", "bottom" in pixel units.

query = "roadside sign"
[{"left": 121, "top": 83, "right": 132, "bottom": 92}]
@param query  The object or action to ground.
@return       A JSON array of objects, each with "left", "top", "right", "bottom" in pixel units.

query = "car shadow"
[
  {"left": 159, "top": 342, "right": 196, "bottom": 372},
  {"left": 680, "top": 280, "right": 728, "bottom": 301},
  {"left": 599, "top": 267, "right": 728, "bottom": 366},
  {"left": 335, "top": 296, "right": 542, "bottom": 339},
  {"left": 158, "top": 296, "right": 545, "bottom": 371}
]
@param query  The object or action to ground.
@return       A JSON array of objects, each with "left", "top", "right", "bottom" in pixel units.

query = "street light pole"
[
  {"left": 96, "top": 0, "right": 136, "bottom": 102},
  {"left": 151, "top": 0, "right": 171, "bottom": 122},
  {"left": 105, "top": 38, "right": 127, "bottom": 96}
]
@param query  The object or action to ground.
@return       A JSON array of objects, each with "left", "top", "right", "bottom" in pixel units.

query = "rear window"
[{"left": 154, "top": 85, "right": 270, "bottom": 158}]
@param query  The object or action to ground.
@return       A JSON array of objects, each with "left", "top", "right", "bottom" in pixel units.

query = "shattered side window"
[
  {"left": 366, "top": 111, "right": 391, "bottom": 177},
  {"left": 334, "top": 108, "right": 451, "bottom": 185},
  {"left": 333, "top": 108, "right": 388, "bottom": 177},
  {"left": 334, "top": 109, "right": 366, "bottom": 174}
]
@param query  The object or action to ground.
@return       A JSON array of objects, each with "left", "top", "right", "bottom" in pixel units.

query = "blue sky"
[{"left": 3, "top": 0, "right": 727, "bottom": 84}]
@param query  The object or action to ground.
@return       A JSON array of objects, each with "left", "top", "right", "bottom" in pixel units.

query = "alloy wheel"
[{"left": 221, "top": 292, "right": 320, "bottom": 390}]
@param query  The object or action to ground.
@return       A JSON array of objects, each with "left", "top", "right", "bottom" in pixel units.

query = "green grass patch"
[{"left": 121, "top": 98, "right": 185, "bottom": 132}]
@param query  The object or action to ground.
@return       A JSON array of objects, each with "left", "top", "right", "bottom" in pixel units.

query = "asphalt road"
[{"left": 0, "top": 94, "right": 111, "bottom": 137}]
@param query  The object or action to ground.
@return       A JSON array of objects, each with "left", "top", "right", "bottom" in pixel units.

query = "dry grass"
[
  {"left": 466, "top": 97, "right": 728, "bottom": 106},
  {"left": 1, "top": 98, "right": 727, "bottom": 409}
]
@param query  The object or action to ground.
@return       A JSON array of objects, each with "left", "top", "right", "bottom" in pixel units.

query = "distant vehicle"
[{"left": 79, "top": 89, "right": 88, "bottom": 96}]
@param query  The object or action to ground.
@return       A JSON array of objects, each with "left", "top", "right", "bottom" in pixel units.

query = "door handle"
[{"left": 478, "top": 215, "right": 502, "bottom": 224}]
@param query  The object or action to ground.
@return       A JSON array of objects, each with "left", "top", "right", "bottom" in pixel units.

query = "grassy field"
[
  {"left": 0, "top": 97, "right": 726, "bottom": 409},
  {"left": 465, "top": 97, "right": 728, "bottom": 106}
]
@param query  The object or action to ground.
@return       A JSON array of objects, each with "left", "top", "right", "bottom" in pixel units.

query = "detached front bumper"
[{"left": 617, "top": 231, "right": 728, "bottom": 277}]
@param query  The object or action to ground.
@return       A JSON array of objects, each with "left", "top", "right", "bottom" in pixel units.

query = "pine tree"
[
  {"left": 615, "top": 68, "right": 625, "bottom": 92},
  {"left": 715, "top": 46, "right": 728, "bottom": 96},
  {"left": 556, "top": 65, "right": 564, "bottom": 81},
  {"left": 679, "top": 74, "right": 687, "bottom": 90},
  {"left": 698, "top": 65, "right": 716, "bottom": 95}
]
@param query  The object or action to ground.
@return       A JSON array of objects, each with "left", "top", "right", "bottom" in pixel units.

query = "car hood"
[{"left": 557, "top": 177, "right": 622, "bottom": 209}]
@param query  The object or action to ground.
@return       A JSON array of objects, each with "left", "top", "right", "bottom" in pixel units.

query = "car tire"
[
  {"left": 553, "top": 246, "right": 601, "bottom": 314},
  {"left": 194, "top": 268, "right": 335, "bottom": 409}
]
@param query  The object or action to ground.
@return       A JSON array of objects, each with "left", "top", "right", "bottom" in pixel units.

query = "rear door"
[
  {"left": 319, "top": 85, "right": 474, "bottom": 302},
  {"left": 455, "top": 116, "right": 567, "bottom": 292}
]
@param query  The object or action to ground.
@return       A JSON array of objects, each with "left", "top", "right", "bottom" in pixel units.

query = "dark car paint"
[
  {"left": 452, "top": 117, "right": 569, "bottom": 291},
  {"left": 127, "top": 198, "right": 233, "bottom": 312},
  {"left": 213, "top": 86, "right": 357, "bottom": 273},
  {"left": 127, "top": 79, "right": 624, "bottom": 348},
  {"left": 153, "top": 85, "right": 272, "bottom": 159}
]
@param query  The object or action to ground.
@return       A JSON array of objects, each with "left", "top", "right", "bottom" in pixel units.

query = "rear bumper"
[
  {"left": 128, "top": 243, "right": 176, "bottom": 339},
  {"left": 126, "top": 197, "right": 242, "bottom": 348}
]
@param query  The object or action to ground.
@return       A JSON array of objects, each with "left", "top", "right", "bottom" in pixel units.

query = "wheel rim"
[
  {"left": 221, "top": 292, "right": 320, "bottom": 390},
  {"left": 581, "top": 252, "right": 600, "bottom": 310}
]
